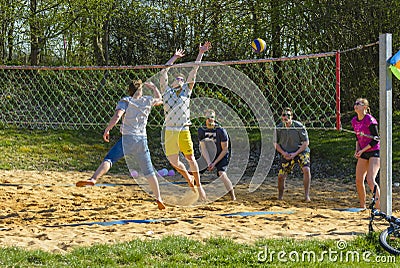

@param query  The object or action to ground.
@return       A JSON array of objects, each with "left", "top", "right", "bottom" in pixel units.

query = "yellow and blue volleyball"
[{"left": 251, "top": 38, "right": 266, "bottom": 53}]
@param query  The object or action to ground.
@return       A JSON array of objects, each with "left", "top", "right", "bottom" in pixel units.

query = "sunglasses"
[
  {"left": 207, "top": 115, "right": 215, "bottom": 119},
  {"left": 175, "top": 77, "right": 184, "bottom": 82},
  {"left": 282, "top": 113, "right": 291, "bottom": 117},
  {"left": 354, "top": 102, "right": 364, "bottom": 106}
]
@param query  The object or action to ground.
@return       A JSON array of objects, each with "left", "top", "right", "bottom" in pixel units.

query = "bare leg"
[
  {"left": 146, "top": 174, "right": 165, "bottom": 210},
  {"left": 167, "top": 154, "right": 195, "bottom": 188},
  {"left": 90, "top": 161, "right": 112, "bottom": 184},
  {"left": 218, "top": 171, "right": 236, "bottom": 200},
  {"left": 302, "top": 166, "right": 311, "bottom": 202},
  {"left": 355, "top": 158, "right": 368, "bottom": 208},
  {"left": 365, "top": 157, "right": 380, "bottom": 209},
  {"left": 186, "top": 155, "right": 206, "bottom": 201},
  {"left": 278, "top": 174, "right": 287, "bottom": 200},
  {"left": 76, "top": 160, "right": 112, "bottom": 187}
]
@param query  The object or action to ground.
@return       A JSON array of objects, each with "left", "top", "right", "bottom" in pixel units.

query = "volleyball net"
[{"left": 0, "top": 51, "right": 351, "bottom": 130}]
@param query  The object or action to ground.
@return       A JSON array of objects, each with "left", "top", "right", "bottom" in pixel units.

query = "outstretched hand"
[
  {"left": 199, "top": 41, "right": 212, "bottom": 53},
  {"left": 174, "top": 49, "right": 185, "bottom": 58}
]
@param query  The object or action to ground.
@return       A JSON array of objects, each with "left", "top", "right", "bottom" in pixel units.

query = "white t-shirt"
[
  {"left": 163, "top": 83, "right": 191, "bottom": 128},
  {"left": 120, "top": 95, "right": 154, "bottom": 136}
]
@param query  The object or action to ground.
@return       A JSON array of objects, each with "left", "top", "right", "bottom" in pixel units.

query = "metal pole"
[
  {"left": 336, "top": 51, "right": 341, "bottom": 130},
  {"left": 379, "top": 33, "right": 392, "bottom": 215}
]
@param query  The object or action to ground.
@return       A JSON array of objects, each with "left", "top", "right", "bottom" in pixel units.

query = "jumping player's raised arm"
[
  {"left": 187, "top": 41, "right": 212, "bottom": 90},
  {"left": 144, "top": 81, "right": 163, "bottom": 106},
  {"left": 160, "top": 49, "right": 185, "bottom": 93}
]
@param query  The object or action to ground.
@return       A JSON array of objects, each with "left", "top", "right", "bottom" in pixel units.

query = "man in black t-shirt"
[{"left": 198, "top": 109, "right": 236, "bottom": 200}]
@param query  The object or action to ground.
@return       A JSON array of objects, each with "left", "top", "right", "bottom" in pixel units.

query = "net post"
[
  {"left": 379, "top": 33, "right": 392, "bottom": 215},
  {"left": 335, "top": 51, "right": 341, "bottom": 130}
]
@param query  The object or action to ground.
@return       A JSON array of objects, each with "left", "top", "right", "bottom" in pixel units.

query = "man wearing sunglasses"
[
  {"left": 274, "top": 107, "right": 311, "bottom": 202},
  {"left": 197, "top": 109, "right": 236, "bottom": 201},
  {"left": 159, "top": 42, "right": 212, "bottom": 201}
]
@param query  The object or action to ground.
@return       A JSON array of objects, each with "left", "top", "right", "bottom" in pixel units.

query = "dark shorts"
[
  {"left": 360, "top": 150, "right": 380, "bottom": 160},
  {"left": 278, "top": 151, "right": 310, "bottom": 176},
  {"left": 200, "top": 157, "right": 228, "bottom": 175}
]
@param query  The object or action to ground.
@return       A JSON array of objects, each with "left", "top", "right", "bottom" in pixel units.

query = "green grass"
[
  {"left": 0, "top": 128, "right": 128, "bottom": 173},
  {"left": 2, "top": 119, "right": 400, "bottom": 178},
  {"left": 1, "top": 124, "right": 400, "bottom": 267},
  {"left": 0, "top": 235, "right": 398, "bottom": 267}
]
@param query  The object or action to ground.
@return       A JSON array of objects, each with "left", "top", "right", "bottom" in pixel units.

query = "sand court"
[{"left": 0, "top": 169, "right": 398, "bottom": 253}]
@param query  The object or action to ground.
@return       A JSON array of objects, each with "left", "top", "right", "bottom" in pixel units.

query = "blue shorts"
[
  {"left": 104, "top": 138, "right": 124, "bottom": 165},
  {"left": 122, "top": 135, "right": 155, "bottom": 177}
]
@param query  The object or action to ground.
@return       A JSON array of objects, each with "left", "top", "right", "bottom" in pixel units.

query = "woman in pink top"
[{"left": 351, "top": 98, "right": 380, "bottom": 209}]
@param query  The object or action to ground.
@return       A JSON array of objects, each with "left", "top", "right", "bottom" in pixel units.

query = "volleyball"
[{"left": 251, "top": 38, "right": 266, "bottom": 53}]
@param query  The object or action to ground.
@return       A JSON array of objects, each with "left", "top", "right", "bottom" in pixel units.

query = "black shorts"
[
  {"left": 199, "top": 157, "right": 228, "bottom": 175},
  {"left": 360, "top": 150, "right": 380, "bottom": 160}
]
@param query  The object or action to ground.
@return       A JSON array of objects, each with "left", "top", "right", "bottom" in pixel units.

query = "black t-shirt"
[{"left": 197, "top": 124, "right": 229, "bottom": 158}]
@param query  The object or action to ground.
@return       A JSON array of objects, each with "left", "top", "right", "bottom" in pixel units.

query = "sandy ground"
[{"left": 0, "top": 169, "right": 398, "bottom": 253}]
